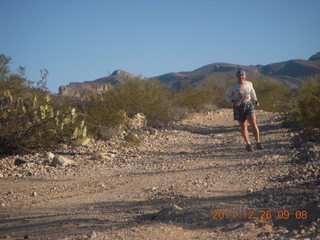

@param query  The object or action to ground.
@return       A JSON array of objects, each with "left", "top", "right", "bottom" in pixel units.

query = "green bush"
[
  {"left": 0, "top": 55, "right": 89, "bottom": 154},
  {"left": 80, "top": 77, "right": 236, "bottom": 139},
  {"left": 110, "top": 78, "right": 171, "bottom": 125},
  {"left": 253, "top": 77, "right": 292, "bottom": 112},
  {"left": 79, "top": 96, "right": 128, "bottom": 139},
  {"left": 171, "top": 88, "right": 209, "bottom": 111},
  {"left": 124, "top": 132, "right": 141, "bottom": 146},
  {"left": 0, "top": 90, "right": 89, "bottom": 154},
  {"left": 202, "top": 81, "right": 230, "bottom": 109},
  {"left": 287, "top": 79, "right": 320, "bottom": 128},
  {"left": 81, "top": 78, "right": 172, "bottom": 138}
]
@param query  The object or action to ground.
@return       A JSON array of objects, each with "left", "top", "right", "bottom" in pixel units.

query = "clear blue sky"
[{"left": 1, "top": 0, "right": 319, "bottom": 93}]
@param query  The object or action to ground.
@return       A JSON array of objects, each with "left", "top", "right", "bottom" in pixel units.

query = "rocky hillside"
[
  {"left": 59, "top": 70, "right": 133, "bottom": 97},
  {"left": 59, "top": 52, "right": 320, "bottom": 97}
]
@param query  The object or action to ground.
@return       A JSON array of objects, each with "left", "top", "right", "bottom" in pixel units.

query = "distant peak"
[
  {"left": 111, "top": 70, "right": 133, "bottom": 77},
  {"left": 308, "top": 52, "right": 320, "bottom": 61}
]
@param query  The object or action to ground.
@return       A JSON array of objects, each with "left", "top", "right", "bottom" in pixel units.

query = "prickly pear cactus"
[
  {"left": 0, "top": 90, "right": 90, "bottom": 154},
  {"left": 72, "top": 120, "right": 91, "bottom": 145}
]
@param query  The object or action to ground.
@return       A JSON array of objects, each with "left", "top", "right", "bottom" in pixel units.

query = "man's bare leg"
[
  {"left": 247, "top": 113, "right": 260, "bottom": 143},
  {"left": 239, "top": 120, "right": 250, "bottom": 145}
]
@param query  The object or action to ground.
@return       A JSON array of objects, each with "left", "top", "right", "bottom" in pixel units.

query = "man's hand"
[
  {"left": 254, "top": 100, "right": 259, "bottom": 107},
  {"left": 232, "top": 99, "right": 242, "bottom": 106},
  {"left": 234, "top": 100, "right": 242, "bottom": 106}
]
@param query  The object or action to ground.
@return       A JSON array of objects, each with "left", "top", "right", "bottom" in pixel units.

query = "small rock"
[
  {"left": 263, "top": 223, "right": 273, "bottom": 232},
  {"left": 23, "top": 170, "right": 33, "bottom": 176},
  {"left": 14, "top": 158, "right": 27, "bottom": 166},
  {"left": 292, "top": 229, "right": 299, "bottom": 235},
  {"left": 61, "top": 144, "right": 68, "bottom": 150},
  {"left": 308, "top": 225, "right": 317, "bottom": 231},
  {"left": 300, "top": 229, "right": 306, "bottom": 234},
  {"left": 272, "top": 155, "right": 280, "bottom": 160},
  {"left": 46, "top": 152, "right": 55, "bottom": 160},
  {"left": 88, "top": 231, "right": 97, "bottom": 238},
  {"left": 243, "top": 222, "right": 255, "bottom": 230},
  {"left": 172, "top": 204, "right": 183, "bottom": 211},
  {"left": 277, "top": 227, "right": 289, "bottom": 233},
  {"left": 247, "top": 188, "right": 253, "bottom": 193},
  {"left": 31, "top": 192, "right": 37, "bottom": 197},
  {"left": 95, "top": 151, "right": 116, "bottom": 160},
  {"left": 149, "top": 128, "right": 158, "bottom": 136},
  {"left": 51, "top": 156, "right": 74, "bottom": 167},
  {"left": 257, "top": 232, "right": 271, "bottom": 238}
]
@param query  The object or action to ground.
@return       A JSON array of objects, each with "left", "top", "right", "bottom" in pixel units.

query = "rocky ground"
[{"left": 0, "top": 109, "right": 319, "bottom": 240}]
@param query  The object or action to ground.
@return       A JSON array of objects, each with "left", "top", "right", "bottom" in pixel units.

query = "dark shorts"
[{"left": 233, "top": 101, "right": 255, "bottom": 121}]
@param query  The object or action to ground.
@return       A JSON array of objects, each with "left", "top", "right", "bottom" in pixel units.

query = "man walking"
[{"left": 225, "top": 69, "right": 262, "bottom": 152}]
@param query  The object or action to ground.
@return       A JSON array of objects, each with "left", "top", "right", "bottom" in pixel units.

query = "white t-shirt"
[{"left": 225, "top": 81, "right": 257, "bottom": 104}]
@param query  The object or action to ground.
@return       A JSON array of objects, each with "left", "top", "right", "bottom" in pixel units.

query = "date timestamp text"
[{"left": 211, "top": 209, "right": 308, "bottom": 220}]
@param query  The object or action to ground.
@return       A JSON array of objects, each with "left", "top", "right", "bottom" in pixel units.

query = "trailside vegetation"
[
  {"left": 3, "top": 54, "right": 315, "bottom": 154},
  {"left": 253, "top": 77, "right": 293, "bottom": 112},
  {"left": 0, "top": 55, "right": 89, "bottom": 155},
  {"left": 286, "top": 78, "right": 320, "bottom": 129}
]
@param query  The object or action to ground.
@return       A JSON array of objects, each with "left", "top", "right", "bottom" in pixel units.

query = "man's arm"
[{"left": 250, "top": 83, "right": 259, "bottom": 106}]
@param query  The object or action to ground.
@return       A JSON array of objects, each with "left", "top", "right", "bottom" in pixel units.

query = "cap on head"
[{"left": 236, "top": 69, "right": 246, "bottom": 76}]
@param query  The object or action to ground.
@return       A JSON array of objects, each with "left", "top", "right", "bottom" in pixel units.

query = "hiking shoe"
[
  {"left": 256, "top": 142, "right": 263, "bottom": 150},
  {"left": 246, "top": 144, "right": 254, "bottom": 152}
]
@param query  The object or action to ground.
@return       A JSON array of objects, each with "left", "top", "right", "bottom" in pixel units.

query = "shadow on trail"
[
  {"left": 1, "top": 181, "right": 317, "bottom": 239},
  {"left": 259, "top": 123, "right": 284, "bottom": 132},
  {"left": 127, "top": 160, "right": 287, "bottom": 178},
  {"left": 167, "top": 120, "right": 284, "bottom": 137},
  {"left": 167, "top": 124, "right": 239, "bottom": 136},
  {"left": 0, "top": 214, "right": 107, "bottom": 238},
  {"left": 0, "top": 192, "right": 261, "bottom": 238},
  {"left": 139, "top": 132, "right": 292, "bottom": 164}
]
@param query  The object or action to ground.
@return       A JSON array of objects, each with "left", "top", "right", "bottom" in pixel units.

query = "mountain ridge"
[{"left": 59, "top": 52, "right": 320, "bottom": 97}]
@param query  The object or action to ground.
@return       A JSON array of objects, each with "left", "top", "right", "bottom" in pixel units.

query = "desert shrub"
[
  {"left": 81, "top": 77, "right": 172, "bottom": 137},
  {"left": 171, "top": 88, "right": 210, "bottom": 112},
  {"left": 202, "top": 81, "right": 230, "bottom": 109},
  {"left": 124, "top": 132, "right": 141, "bottom": 146},
  {"left": 0, "top": 90, "right": 89, "bottom": 154},
  {"left": 253, "top": 77, "right": 292, "bottom": 112},
  {"left": 169, "top": 80, "right": 231, "bottom": 117},
  {"left": 287, "top": 79, "right": 320, "bottom": 128},
  {"left": 79, "top": 96, "right": 128, "bottom": 139},
  {"left": 80, "top": 77, "right": 236, "bottom": 139},
  {"left": 0, "top": 55, "right": 89, "bottom": 154},
  {"left": 110, "top": 78, "right": 171, "bottom": 125},
  {"left": 1, "top": 56, "right": 31, "bottom": 98}
]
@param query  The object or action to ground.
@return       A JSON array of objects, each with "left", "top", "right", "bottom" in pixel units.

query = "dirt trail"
[{"left": 0, "top": 109, "right": 319, "bottom": 239}]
